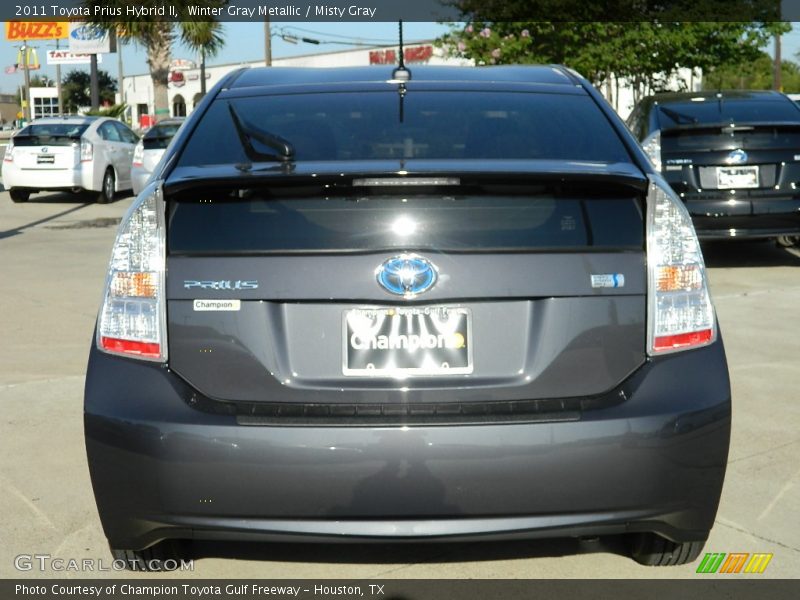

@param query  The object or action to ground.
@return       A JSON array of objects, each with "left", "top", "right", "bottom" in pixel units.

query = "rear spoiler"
[
  {"left": 164, "top": 160, "right": 649, "bottom": 195},
  {"left": 660, "top": 121, "right": 800, "bottom": 135}
]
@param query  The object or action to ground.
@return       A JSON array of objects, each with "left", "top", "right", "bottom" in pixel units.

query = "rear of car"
[
  {"left": 627, "top": 91, "right": 800, "bottom": 241},
  {"left": 84, "top": 66, "right": 730, "bottom": 570},
  {"left": 131, "top": 118, "right": 185, "bottom": 195},
  {"left": 3, "top": 116, "right": 138, "bottom": 203}
]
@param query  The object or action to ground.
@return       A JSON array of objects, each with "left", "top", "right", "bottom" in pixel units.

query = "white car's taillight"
[
  {"left": 3, "top": 139, "right": 14, "bottom": 163},
  {"left": 132, "top": 141, "right": 144, "bottom": 167},
  {"left": 646, "top": 176, "right": 716, "bottom": 355},
  {"left": 96, "top": 181, "right": 167, "bottom": 361},
  {"left": 641, "top": 130, "right": 662, "bottom": 172},
  {"left": 80, "top": 139, "right": 93, "bottom": 162}
]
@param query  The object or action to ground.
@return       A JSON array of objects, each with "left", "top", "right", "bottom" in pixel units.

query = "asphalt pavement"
[{"left": 1, "top": 190, "right": 798, "bottom": 579}]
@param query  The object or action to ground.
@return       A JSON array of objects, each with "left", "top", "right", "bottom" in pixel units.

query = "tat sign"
[
  {"left": 369, "top": 45, "right": 434, "bottom": 65},
  {"left": 47, "top": 50, "right": 102, "bottom": 66},
  {"left": 5, "top": 21, "right": 68, "bottom": 41}
]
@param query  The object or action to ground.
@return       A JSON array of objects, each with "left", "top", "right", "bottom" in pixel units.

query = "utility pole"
[
  {"left": 90, "top": 54, "right": 99, "bottom": 110},
  {"left": 264, "top": 17, "right": 272, "bottom": 66},
  {"left": 774, "top": 33, "right": 782, "bottom": 92},
  {"left": 117, "top": 35, "right": 124, "bottom": 108},
  {"left": 21, "top": 42, "right": 31, "bottom": 122},
  {"left": 55, "top": 39, "right": 63, "bottom": 116}
]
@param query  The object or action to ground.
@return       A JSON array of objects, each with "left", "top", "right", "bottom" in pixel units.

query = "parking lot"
[{"left": 0, "top": 190, "right": 798, "bottom": 579}]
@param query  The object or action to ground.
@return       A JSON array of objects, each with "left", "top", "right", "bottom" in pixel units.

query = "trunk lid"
[{"left": 164, "top": 166, "right": 648, "bottom": 408}]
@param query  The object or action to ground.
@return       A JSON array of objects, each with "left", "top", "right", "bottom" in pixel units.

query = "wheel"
[
  {"left": 9, "top": 189, "right": 30, "bottom": 203},
  {"left": 110, "top": 540, "right": 186, "bottom": 571},
  {"left": 97, "top": 169, "right": 115, "bottom": 204},
  {"left": 630, "top": 533, "right": 706, "bottom": 566},
  {"left": 776, "top": 235, "right": 799, "bottom": 248}
]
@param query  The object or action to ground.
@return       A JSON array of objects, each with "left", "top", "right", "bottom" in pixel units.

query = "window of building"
[
  {"left": 33, "top": 96, "right": 58, "bottom": 119},
  {"left": 172, "top": 95, "right": 186, "bottom": 117}
]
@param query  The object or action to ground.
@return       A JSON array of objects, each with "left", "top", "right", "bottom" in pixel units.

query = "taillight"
[
  {"left": 132, "top": 141, "right": 144, "bottom": 167},
  {"left": 3, "top": 139, "right": 14, "bottom": 163},
  {"left": 641, "top": 130, "right": 661, "bottom": 172},
  {"left": 646, "top": 176, "right": 716, "bottom": 355},
  {"left": 80, "top": 139, "right": 93, "bottom": 162},
  {"left": 96, "top": 181, "right": 167, "bottom": 361}
]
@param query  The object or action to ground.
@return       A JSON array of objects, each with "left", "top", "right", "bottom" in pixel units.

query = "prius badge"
[{"left": 376, "top": 254, "right": 438, "bottom": 298}]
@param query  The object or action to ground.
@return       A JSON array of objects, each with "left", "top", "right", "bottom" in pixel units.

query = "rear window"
[
  {"left": 168, "top": 185, "right": 644, "bottom": 254},
  {"left": 177, "top": 91, "right": 632, "bottom": 164},
  {"left": 657, "top": 99, "right": 800, "bottom": 127},
  {"left": 14, "top": 123, "right": 89, "bottom": 146},
  {"left": 143, "top": 122, "right": 182, "bottom": 150}
]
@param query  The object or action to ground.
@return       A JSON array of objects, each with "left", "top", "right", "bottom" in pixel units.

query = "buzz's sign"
[{"left": 5, "top": 21, "right": 68, "bottom": 41}]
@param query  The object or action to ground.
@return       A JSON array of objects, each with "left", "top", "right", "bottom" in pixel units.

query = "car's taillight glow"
[
  {"left": 3, "top": 139, "right": 14, "bottom": 163},
  {"left": 641, "top": 130, "right": 662, "bottom": 172},
  {"left": 80, "top": 139, "right": 93, "bottom": 162},
  {"left": 96, "top": 181, "right": 167, "bottom": 362},
  {"left": 646, "top": 176, "right": 716, "bottom": 355},
  {"left": 132, "top": 141, "right": 144, "bottom": 167}
]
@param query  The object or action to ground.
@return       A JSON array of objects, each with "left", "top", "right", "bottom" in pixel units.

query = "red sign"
[{"left": 369, "top": 45, "right": 433, "bottom": 65}]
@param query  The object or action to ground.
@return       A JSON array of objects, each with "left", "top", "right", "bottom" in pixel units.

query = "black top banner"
[{"left": 3, "top": 0, "right": 800, "bottom": 22}]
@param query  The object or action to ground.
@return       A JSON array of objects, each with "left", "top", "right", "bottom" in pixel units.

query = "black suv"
[
  {"left": 85, "top": 66, "right": 730, "bottom": 570},
  {"left": 627, "top": 90, "right": 800, "bottom": 243}
]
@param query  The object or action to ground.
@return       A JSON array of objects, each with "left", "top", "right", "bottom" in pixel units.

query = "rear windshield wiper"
[
  {"left": 658, "top": 106, "right": 699, "bottom": 125},
  {"left": 227, "top": 102, "right": 294, "bottom": 163}
]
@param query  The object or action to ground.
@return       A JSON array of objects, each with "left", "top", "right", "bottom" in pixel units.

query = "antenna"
[{"left": 390, "top": 20, "right": 411, "bottom": 83}]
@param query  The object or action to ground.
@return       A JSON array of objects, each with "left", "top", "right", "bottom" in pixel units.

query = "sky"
[
  {"left": 1, "top": 21, "right": 799, "bottom": 93},
  {"left": 0, "top": 22, "right": 451, "bottom": 92}
]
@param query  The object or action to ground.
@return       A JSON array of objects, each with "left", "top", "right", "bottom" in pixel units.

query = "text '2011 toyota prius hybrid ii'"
[{"left": 84, "top": 66, "right": 731, "bottom": 570}]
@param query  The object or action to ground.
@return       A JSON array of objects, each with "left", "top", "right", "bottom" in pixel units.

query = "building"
[
  {"left": 121, "top": 42, "right": 469, "bottom": 129},
  {"left": 0, "top": 93, "right": 19, "bottom": 126}
]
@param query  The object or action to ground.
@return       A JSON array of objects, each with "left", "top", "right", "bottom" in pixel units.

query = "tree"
[
  {"left": 440, "top": 22, "right": 788, "bottom": 88},
  {"left": 180, "top": 21, "right": 224, "bottom": 97},
  {"left": 81, "top": 1, "right": 226, "bottom": 122},
  {"left": 61, "top": 69, "right": 117, "bottom": 113},
  {"left": 437, "top": 2, "right": 789, "bottom": 100},
  {"left": 703, "top": 51, "right": 800, "bottom": 92}
]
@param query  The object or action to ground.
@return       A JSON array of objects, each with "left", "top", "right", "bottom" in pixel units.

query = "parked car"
[
  {"left": 2, "top": 116, "right": 138, "bottom": 203},
  {"left": 131, "top": 117, "right": 185, "bottom": 196},
  {"left": 85, "top": 66, "right": 730, "bottom": 570},
  {"left": 627, "top": 91, "right": 800, "bottom": 245}
]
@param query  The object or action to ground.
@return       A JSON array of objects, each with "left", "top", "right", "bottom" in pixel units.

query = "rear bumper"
[
  {"left": 684, "top": 196, "right": 800, "bottom": 239},
  {"left": 2, "top": 162, "right": 97, "bottom": 191},
  {"left": 84, "top": 340, "right": 731, "bottom": 550},
  {"left": 131, "top": 166, "right": 150, "bottom": 197}
]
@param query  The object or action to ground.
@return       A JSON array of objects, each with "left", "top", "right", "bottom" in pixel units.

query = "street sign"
[
  {"left": 68, "top": 23, "right": 110, "bottom": 54},
  {"left": 5, "top": 21, "right": 68, "bottom": 41},
  {"left": 46, "top": 50, "right": 102, "bottom": 65}
]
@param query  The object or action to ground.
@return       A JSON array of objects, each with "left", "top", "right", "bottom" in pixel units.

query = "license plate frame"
[
  {"left": 716, "top": 165, "right": 759, "bottom": 189},
  {"left": 343, "top": 305, "right": 473, "bottom": 377},
  {"left": 36, "top": 154, "right": 55, "bottom": 165}
]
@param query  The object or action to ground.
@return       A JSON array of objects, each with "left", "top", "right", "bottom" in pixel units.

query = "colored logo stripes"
[{"left": 696, "top": 552, "right": 773, "bottom": 574}]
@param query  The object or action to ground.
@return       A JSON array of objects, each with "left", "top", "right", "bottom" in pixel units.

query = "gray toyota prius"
[{"left": 84, "top": 65, "right": 731, "bottom": 570}]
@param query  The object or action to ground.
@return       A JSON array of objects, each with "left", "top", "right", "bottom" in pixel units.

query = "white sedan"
[{"left": 2, "top": 116, "right": 139, "bottom": 204}]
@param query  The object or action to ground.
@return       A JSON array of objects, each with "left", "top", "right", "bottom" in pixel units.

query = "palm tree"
[
  {"left": 181, "top": 21, "right": 225, "bottom": 97},
  {"left": 82, "top": 1, "right": 225, "bottom": 122}
]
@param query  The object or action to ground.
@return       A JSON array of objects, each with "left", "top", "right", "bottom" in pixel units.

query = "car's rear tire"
[
  {"left": 9, "top": 189, "right": 30, "bottom": 203},
  {"left": 110, "top": 540, "right": 186, "bottom": 572},
  {"left": 97, "top": 169, "right": 115, "bottom": 204},
  {"left": 630, "top": 533, "right": 706, "bottom": 566}
]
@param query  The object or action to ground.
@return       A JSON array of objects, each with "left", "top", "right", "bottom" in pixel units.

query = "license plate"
[
  {"left": 716, "top": 165, "right": 758, "bottom": 189},
  {"left": 37, "top": 155, "right": 55, "bottom": 164},
  {"left": 343, "top": 306, "right": 472, "bottom": 376}
]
